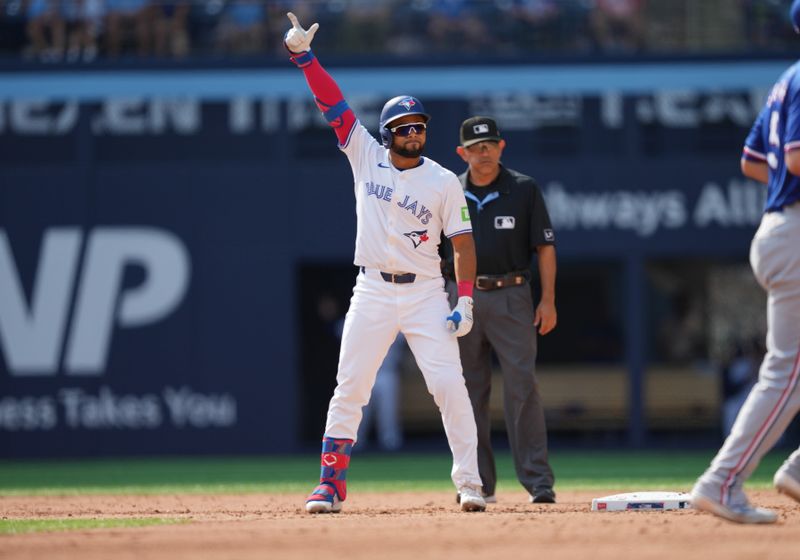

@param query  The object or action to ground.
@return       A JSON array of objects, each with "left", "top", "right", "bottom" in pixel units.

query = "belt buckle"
[
  {"left": 391, "top": 273, "right": 401, "bottom": 283},
  {"left": 476, "top": 276, "right": 501, "bottom": 290}
]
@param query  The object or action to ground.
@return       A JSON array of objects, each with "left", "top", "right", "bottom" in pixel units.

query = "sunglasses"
[{"left": 388, "top": 122, "right": 427, "bottom": 136}]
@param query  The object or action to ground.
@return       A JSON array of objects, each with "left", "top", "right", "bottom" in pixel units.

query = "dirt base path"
[{"left": 2, "top": 490, "right": 800, "bottom": 560}]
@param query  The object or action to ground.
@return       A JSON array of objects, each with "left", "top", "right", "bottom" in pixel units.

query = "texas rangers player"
[
  {"left": 690, "top": 0, "right": 800, "bottom": 524},
  {"left": 283, "top": 12, "right": 486, "bottom": 514}
]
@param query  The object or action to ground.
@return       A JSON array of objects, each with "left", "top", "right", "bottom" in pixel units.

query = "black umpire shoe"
[{"left": 530, "top": 489, "right": 556, "bottom": 504}]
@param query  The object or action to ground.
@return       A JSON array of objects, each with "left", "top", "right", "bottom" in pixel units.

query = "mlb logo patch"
[
  {"left": 544, "top": 229, "right": 555, "bottom": 241},
  {"left": 473, "top": 123, "right": 490, "bottom": 134},
  {"left": 495, "top": 216, "right": 515, "bottom": 229}
]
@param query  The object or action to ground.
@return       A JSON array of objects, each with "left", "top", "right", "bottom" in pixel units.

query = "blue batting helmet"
[
  {"left": 378, "top": 95, "right": 430, "bottom": 148},
  {"left": 793, "top": 0, "right": 800, "bottom": 33}
]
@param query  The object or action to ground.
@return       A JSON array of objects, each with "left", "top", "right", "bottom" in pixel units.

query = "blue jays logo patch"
[
  {"left": 399, "top": 97, "right": 416, "bottom": 110},
  {"left": 404, "top": 229, "right": 429, "bottom": 248}
]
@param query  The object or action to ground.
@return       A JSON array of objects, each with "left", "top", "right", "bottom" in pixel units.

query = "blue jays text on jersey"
[
  {"left": 364, "top": 181, "right": 433, "bottom": 225},
  {"left": 366, "top": 181, "right": 392, "bottom": 201},
  {"left": 396, "top": 195, "right": 433, "bottom": 224}
]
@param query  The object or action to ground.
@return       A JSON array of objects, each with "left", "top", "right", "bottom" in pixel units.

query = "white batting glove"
[
  {"left": 284, "top": 12, "right": 319, "bottom": 54},
  {"left": 446, "top": 296, "right": 474, "bottom": 337}
]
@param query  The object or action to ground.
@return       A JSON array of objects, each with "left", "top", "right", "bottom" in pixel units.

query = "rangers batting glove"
[
  {"left": 446, "top": 296, "right": 474, "bottom": 337},
  {"left": 284, "top": 11, "right": 319, "bottom": 54}
]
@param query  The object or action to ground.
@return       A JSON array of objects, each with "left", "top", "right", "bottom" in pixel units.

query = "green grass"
[
  {"left": 0, "top": 450, "right": 786, "bottom": 496},
  {"left": 0, "top": 517, "right": 183, "bottom": 535}
]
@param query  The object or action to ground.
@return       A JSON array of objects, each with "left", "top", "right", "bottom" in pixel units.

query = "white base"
[{"left": 591, "top": 491, "right": 692, "bottom": 512}]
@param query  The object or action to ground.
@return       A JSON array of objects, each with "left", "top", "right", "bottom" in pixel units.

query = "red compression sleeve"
[
  {"left": 291, "top": 52, "right": 356, "bottom": 145},
  {"left": 457, "top": 281, "right": 474, "bottom": 299}
]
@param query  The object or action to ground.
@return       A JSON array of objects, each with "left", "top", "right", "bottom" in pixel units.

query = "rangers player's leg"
[
  {"left": 775, "top": 447, "right": 800, "bottom": 503},
  {"left": 692, "top": 209, "right": 800, "bottom": 523},
  {"left": 400, "top": 277, "right": 485, "bottom": 511},
  {"left": 307, "top": 271, "right": 401, "bottom": 513},
  {"left": 767, "top": 206, "right": 800, "bottom": 504}
]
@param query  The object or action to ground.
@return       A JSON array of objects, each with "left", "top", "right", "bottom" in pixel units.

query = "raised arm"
[{"left": 284, "top": 12, "right": 356, "bottom": 145}]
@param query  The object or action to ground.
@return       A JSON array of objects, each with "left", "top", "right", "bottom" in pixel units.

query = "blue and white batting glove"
[
  {"left": 284, "top": 11, "right": 319, "bottom": 54},
  {"left": 446, "top": 296, "right": 474, "bottom": 337}
]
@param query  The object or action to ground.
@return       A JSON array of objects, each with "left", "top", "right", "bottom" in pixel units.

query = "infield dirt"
[{"left": 2, "top": 490, "right": 799, "bottom": 560}]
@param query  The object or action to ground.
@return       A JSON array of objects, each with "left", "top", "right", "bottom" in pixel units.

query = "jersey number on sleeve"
[
  {"left": 768, "top": 110, "right": 780, "bottom": 169},
  {"left": 769, "top": 111, "right": 781, "bottom": 147}
]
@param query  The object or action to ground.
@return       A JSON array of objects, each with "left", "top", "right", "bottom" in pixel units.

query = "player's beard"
[{"left": 391, "top": 140, "right": 424, "bottom": 159}]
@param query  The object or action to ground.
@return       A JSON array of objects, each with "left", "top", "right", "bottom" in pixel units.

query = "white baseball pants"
[{"left": 324, "top": 268, "right": 482, "bottom": 490}]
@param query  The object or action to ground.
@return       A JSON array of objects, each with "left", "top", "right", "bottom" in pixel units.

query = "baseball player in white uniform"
[{"left": 283, "top": 12, "right": 486, "bottom": 514}]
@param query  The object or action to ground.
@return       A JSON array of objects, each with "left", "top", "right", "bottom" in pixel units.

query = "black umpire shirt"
[{"left": 443, "top": 165, "right": 555, "bottom": 276}]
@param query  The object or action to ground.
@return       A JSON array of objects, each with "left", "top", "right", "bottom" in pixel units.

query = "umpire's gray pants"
[{"left": 448, "top": 281, "right": 554, "bottom": 497}]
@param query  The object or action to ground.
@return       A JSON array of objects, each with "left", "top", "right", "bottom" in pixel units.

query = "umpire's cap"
[
  {"left": 792, "top": 0, "right": 800, "bottom": 33},
  {"left": 460, "top": 116, "right": 502, "bottom": 148},
  {"left": 379, "top": 95, "right": 430, "bottom": 147}
]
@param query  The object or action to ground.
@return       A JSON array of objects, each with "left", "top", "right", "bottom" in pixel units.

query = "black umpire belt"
[
  {"left": 361, "top": 266, "right": 416, "bottom": 284},
  {"left": 475, "top": 272, "right": 528, "bottom": 291}
]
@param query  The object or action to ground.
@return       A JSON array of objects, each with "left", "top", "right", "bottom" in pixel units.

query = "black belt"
[
  {"left": 475, "top": 272, "right": 528, "bottom": 291},
  {"left": 361, "top": 266, "right": 416, "bottom": 284}
]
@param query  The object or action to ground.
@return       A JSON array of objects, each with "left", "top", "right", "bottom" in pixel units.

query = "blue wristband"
[
  {"left": 322, "top": 100, "right": 350, "bottom": 123},
  {"left": 289, "top": 50, "right": 314, "bottom": 68}
]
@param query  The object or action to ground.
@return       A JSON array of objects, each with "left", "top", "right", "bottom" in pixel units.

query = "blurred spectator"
[
  {"left": 303, "top": 293, "right": 347, "bottom": 440},
  {"left": 589, "top": 0, "right": 644, "bottom": 52},
  {"left": 24, "top": 0, "right": 65, "bottom": 61},
  {"left": 383, "top": 0, "right": 428, "bottom": 56},
  {"left": 654, "top": 289, "right": 708, "bottom": 365},
  {"left": 153, "top": 1, "right": 190, "bottom": 58},
  {"left": 62, "top": 0, "right": 103, "bottom": 62},
  {"left": 512, "top": 0, "right": 564, "bottom": 51},
  {"left": 357, "top": 333, "right": 407, "bottom": 452},
  {"left": 743, "top": 0, "right": 795, "bottom": 50},
  {"left": 721, "top": 338, "right": 761, "bottom": 436},
  {"left": 5, "top": 0, "right": 800, "bottom": 61},
  {"left": 215, "top": 0, "right": 267, "bottom": 55},
  {"left": 105, "top": 0, "right": 154, "bottom": 57},
  {"left": 333, "top": 0, "right": 391, "bottom": 55},
  {"left": 425, "top": 0, "right": 493, "bottom": 53},
  {"left": 1, "top": 1, "right": 26, "bottom": 55}
]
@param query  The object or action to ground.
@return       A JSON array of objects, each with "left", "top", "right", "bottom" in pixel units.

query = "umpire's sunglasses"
[{"left": 388, "top": 122, "right": 427, "bottom": 136}]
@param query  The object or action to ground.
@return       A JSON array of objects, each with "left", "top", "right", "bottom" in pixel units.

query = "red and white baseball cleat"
[{"left": 305, "top": 482, "right": 343, "bottom": 514}]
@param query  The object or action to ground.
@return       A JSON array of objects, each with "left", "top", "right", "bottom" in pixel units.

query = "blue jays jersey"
[
  {"left": 340, "top": 122, "right": 472, "bottom": 278},
  {"left": 743, "top": 61, "right": 800, "bottom": 212}
]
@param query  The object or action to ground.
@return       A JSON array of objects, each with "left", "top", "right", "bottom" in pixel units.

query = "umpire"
[{"left": 446, "top": 116, "right": 557, "bottom": 504}]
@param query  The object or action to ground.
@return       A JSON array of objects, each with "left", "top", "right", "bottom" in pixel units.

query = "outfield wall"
[{"left": 0, "top": 59, "right": 785, "bottom": 456}]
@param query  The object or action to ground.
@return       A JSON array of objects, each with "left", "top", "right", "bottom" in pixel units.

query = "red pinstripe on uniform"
[{"left": 720, "top": 342, "right": 800, "bottom": 504}]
